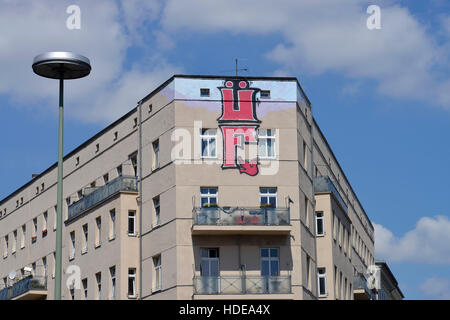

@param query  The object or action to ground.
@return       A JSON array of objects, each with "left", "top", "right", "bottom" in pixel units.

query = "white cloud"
[
  {"left": 420, "top": 277, "right": 450, "bottom": 299},
  {"left": 160, "top": 0, "right": 450, "bottom": 109},
  {"left": 374, "top": 215, "right": 450, "bottom": 264},
  {"left": 0, "top": 0, "right": 181, "bottom": 124}
]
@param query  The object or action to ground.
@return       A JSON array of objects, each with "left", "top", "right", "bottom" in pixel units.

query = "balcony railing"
[
  {"left": 0, "top": 276, "right": 47, "bottom": 300},
  {"left": 353, "top": 274, "right": 376, "bottom": 300},
  {"left": 313, "top": 176, "right": 348, "bottom": 213},
  {"left": 193, "top": 206, "right": 290, "bottom": 226},
  {"left": 68, "top": 175, "right": 137, "bottom": 220},
  {"left": 193, "top": 275, "right": 291, "bottom": 295}
]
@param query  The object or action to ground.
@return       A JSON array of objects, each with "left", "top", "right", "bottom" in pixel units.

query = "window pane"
[
  {"left": 261, "top": 248, "right": 269, "bottom": 257},
  {"left": 210, "top": 138, "right": 216, "bottom": 156},
  {"left": 260, "top": 197, "right": 267, "bottom": 205},
  {"left": 270, "top": 248, "right": 278, "bottom": 258},
  {"left": 270, "top": 260, "right": 279, "bottom": 276},
  {"left": 261, "top": 260, "right": 269, "bottom": 276}
]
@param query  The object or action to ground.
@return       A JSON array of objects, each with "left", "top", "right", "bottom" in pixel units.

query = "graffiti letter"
[{"left": 66, "top": 265, "right": 81, "bottom": 290}]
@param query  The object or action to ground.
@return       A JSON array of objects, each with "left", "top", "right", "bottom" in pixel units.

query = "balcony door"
[
  {"left": 200, "top": 248, "right": 220, "bottom": 294},
  {"left": 261, "top": 248, "right": 279, "bottom": 293}
]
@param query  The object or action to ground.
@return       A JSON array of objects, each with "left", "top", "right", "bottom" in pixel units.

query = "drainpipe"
[{"left": 138, "top": 101, "right": 143, "bottom": 300}]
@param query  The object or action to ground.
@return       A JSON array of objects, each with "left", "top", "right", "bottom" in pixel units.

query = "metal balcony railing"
[
  {"left": 68, "top": 175, "right": 137, "bottom": 220},
  {"left": 0, "top": 276, "right": 47, "bottom": 300},
  {"left": 314, "top": 176, "right": 348, "bottom": 213},
  {"left": 193, "top": 206, "right": 290, "bottom": 226},
  {"left": 353, "top": 274, "right": 376, "bottom": 300},
  {"left": 193, "top": 275, "right": 291, "bottom": 295}
]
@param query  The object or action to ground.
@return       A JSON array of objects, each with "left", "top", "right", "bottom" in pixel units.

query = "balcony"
[
  {"left": 193, "top": 275, "right": 292, "bottom": 299},
  {"left": 313, "top": 176, "right": 348, "bottom": 214},
  {"left": 0, "top": 276, "right": 47, "bottom": 300},
  {"left": 68, "top": 175, "right": 137, "bottom": 221},
  {"left": 353, "top": 274, "right": 376, "bottom": 300},
  {"left": 192, "top": 206, "right": 291, "bottom": 235}
]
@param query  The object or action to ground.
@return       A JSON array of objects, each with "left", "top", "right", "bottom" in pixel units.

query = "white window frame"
[
  {"left": 153, "top": 197, "right": 160, "bottom": 227},
  {"left": 95, "top": 216, "right": 101, "bottom": 247},
  {"left": 200, "top": 129, "right": 217, "bottom": 159},
  {"left": 152, "top": 140, "right": 160, "bottom": 170},
  {"left": 200, "top": 187, "right": 218, "bottom": 207},
  {"left": 259, "top": 187, "right": 277, "bottom": 207},
  {"left": 317, "top": 268, "right": 327, "bottom": 297},
  {"left": 21, "top": 225, "right": 26, "bottom": 249},
  {"left": 153, "top": 255, "right": 162, "bottom": 292},
  {"left": 109, "top": 209, "right": 116, "bottom": 240},
  {"left": 128, "top": 211, "right": 136, "bottom": 236},
  {"left": 315, "top": 211, "right": 324, "bottom": 236},
  {"left": 69, "top": 231, "right": 75, "bottom": 260},
  {"left": 128, "top": 268, "right": 136, "bottom": 298},
  {"left": 12, "top": 230, "right": 17, "bottom": 253},
  {"left": 82, "top": 224, "right": 88, "bottom": 254},
  {"left": 258, "top": 129, "right": 276, "bottom": 159}
]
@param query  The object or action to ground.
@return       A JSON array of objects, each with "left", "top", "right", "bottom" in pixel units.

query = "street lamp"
[{"left": 32, "top": 52, "right": 91, "bottom": 300}]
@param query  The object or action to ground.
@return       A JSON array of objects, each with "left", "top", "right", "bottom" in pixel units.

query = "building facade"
[{"left": 0, "top": 75, "right": 396, "bottom": 300}]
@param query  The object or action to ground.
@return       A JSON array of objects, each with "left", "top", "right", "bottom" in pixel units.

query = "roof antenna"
[{"left": 220, "top": 58, "right": 248, "bottom": 76}]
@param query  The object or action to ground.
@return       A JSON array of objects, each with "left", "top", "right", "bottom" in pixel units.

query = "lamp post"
[{"left": 32, "top": 52, "right": 91, "bottom": 300}]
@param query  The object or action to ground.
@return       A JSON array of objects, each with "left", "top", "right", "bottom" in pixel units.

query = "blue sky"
[{"left": 0, "top": 0, "right": 449, "bottom": 299}]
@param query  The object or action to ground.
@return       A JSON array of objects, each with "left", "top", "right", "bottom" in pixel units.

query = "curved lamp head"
[{"left": 32, "top": 52, "right": 91, "bottom": 80}]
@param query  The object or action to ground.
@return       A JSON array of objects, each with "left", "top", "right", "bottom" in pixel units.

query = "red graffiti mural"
[{"left": 218, "top": 79, "right": 261, "bottom": 176}]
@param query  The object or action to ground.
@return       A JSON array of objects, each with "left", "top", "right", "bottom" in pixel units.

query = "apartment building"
[{"left": 0, "top": 75, "right": 390, "bottom": 300}]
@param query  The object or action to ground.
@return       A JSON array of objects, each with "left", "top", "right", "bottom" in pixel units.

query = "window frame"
[
  {"left": 200, "top": 129, "right": 217, "bottom": 159},
  {"left": 258, "top": 129, "right": 276, "bottom": 159}
]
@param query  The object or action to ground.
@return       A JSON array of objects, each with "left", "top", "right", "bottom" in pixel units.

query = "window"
[
  {"left": 261, "top": 248, "right": 279, "bottom": 276},
  {"left": 95, "top": 217, "right": 101, "bottom": 247},
  {"left": 153, "top": 255, "right": 162, "bottom": 291},
  {"left": 130, "top": 153, "right": 138, "bottom": 177},
  {"left": 260, "top": 90, "right": 270, "bottom": 99},
  {"left": 339, "top": 271, "right": 343, "bottom": 300},
  {"left": 103, "top": 174, "right": 109, "bottom": 185},
  {"left": 82, "top": 224, "right": 88, "bottom": 254},
  {"left": 152, "top": 140, "right": 160, "bottom": 170},
  {"left": 76, "top": 156, "right": 80, "bottom": 166},
  {"left": 82, "top": 278, "right": 88, "bottom": 300},
  {"left": 77, "top": 190, "right": 83, "bottom": 200},
  {"left": 316, "top": 212, "right": 324, "bottom": 236},
  {"left": 344, "top": 277, "right": 348, "bottom": 300},
  {"left": 70, "top": 287, "right": 75, "bottom": 300},
  {"left": 21, "top": 225, "right": 26, "bottom": 249},
  {"left": 53, "top": 205, "right": 57, "bottom": 231},
  {"left": 110, "top": 266, "right": 116, "bottom": 300},
  {"left": 200, "top": 88, "right": 210, "bottom": 97},
  {"left": 306, "top": 255, "right": 311, "bottom": 290},
  {"left": 52, "top": 252, "right": 56, "bottom": 278},
  {"left": 153, "top": 196, "right": 160, "bottom": 227},
  {"left": 200, "top": 187, "right": 217, "bottom": 207},
  {"left": 109, "top": 209, "right": 116, "bottom": 240},
  {"left": 258, "top": 129, "right": 276, "bottom": 159},
  {"left": 148, "top": 104, "right": 153, "bottom": 113},
  {"left": 95, "top": 143, "right": 100, "bottom": 153},
  {"left": 43, "top": 211, "right": 48, "bottom": 235},
  {"left": 128, "top": 268, "right": 136, "bottom": 298},
  {"left": 128, "top": 211, "right": 136, "bottom": 236},
  {"left": 200, "top": 129, "right": 217, "bottom": 158},
  {"left": 69, "top": 231, "right": 75, "bottom": 260},
  {"left": 304, "top": 196, "right": 309, "bottom": 228},
  {"left": 4, "top": 235, "right": 8, "bottom": 257},
  {"left": 96, "top": 272, "right": 102, "bottom": 300},
  {"left": 318, "top": 268, "right": 327, "bottom": 297},
  {"left": 259, "top": 188, "right": 277, "bottom": 207},
  {"left": 133, "top": 117, "right": 138, "bottom": 128},
  {"left": 113, "top": 131, "right": 118, "bottom": 141},
  {"left": 334, "top": 266, "right": 337, "bottom": 298},
  {"left": 12, "top": 230, "right": 17, "bottom": 253},
  {"left": 32, "top": 218, "right": 38, "bottom": 243},
  {"left": 42, "top": 257, "right": 47, "bottom": 277},
  {"left": 303, "top": 140, "right": 308, "bottom": 169},
  {"left": 117, "top": 165, "right": 123, "bottom": 177}
]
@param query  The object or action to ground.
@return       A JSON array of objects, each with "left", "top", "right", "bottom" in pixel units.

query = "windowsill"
[
  {"left": 69, "top": 257, "right": 75, "bottom": 261},
  {"left": 201, "top": 156, "right": 218, "bottom": 160},
  {"left": 259, "top": 157, "right": 277, "bottom": 160},
  {"left": 128, "top": 233, "right": 137, "bottom": 237},
  {"left": 316, "top": 233, "right": 325, "bottom": 237},
  {"left": 95, "top": 243, "right": 101, "bottom": 249},
  {"left": 319, "top": 294, "right": 328, "bottom": 298},
  {"left": 109, "top": 236, "right": 116, "bottom": 242},
  {"left": 81, "top": 250, "right": 88, "bottom": 255},
  {"left": 128, "top": 294, "right": 138, "bottom": 299},
  {"left": 152, "top": 288, "right": 161, "bottom": 294}
]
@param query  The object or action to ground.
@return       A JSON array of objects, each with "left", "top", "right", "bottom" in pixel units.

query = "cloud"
[
  {"left": 0, "top": 0, "right": 181, "bottom": 124},
  {"left": 374, "top": 215, "right": 450, "bottom": 264},
  {"left": 420, "top": 277, "right": 450, "bottom": 299},
  {"left": 160, "top": 0, "right": 450, "bottom": 109}
]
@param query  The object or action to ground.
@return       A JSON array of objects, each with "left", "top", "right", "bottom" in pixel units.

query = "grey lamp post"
[{"left": 32, "top": 52, "right": 91, "bottom": 300}]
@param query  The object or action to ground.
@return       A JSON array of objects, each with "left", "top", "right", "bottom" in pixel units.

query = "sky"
[{"left": 0, "top": 0, "right": 449, "bottom": 299}]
